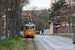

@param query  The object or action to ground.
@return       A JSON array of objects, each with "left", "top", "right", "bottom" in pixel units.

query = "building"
[
  {"left": 2, "top": 12, "right": 6, "bottom": 35},
  {"left": 50, "top": 0, "right": 75, "bottom": 33},
  {"left": 50, "top": 0, "right": 70, "bottom": 9},
  {"left": 51, "top": 0, "right": 68, "bottom": 27},
  {"left": 71, "top": 0, "right": 75, "bottom": 26},
  {"left": 50, "top": 0, "right": 75, "bottom": 26}
]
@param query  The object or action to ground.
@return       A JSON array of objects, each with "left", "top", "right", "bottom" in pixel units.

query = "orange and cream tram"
[{"left": 24, "top": 21, "right": 36, "bottom": 38}]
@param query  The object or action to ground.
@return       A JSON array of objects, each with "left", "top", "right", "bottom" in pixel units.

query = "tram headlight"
[{"left": 29, "top": 32, "right": 30, "bottom": 34}]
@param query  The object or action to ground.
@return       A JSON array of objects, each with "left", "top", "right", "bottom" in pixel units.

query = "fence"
[{"left": 54, "top": 26, "right": 75, "bottom": 35}]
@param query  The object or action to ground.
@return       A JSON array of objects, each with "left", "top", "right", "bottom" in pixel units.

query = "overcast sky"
[{"left": 23, "top": 0, "right": 51, "bottom": 10}]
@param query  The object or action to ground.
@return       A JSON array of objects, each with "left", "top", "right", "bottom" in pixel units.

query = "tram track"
[{"left": 23, "top": 38, "right": 37, "bottom": 50}]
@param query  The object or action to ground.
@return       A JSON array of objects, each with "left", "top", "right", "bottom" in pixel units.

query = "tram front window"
[{"left": 26, "top": 26, "right": 34, "bottom": 30}]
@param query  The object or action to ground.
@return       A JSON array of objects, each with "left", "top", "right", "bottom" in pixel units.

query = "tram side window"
[{"left": 26, "top": 26, "right": 34, "bottom": 30}]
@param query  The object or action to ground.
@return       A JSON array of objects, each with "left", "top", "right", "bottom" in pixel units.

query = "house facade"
[
  {"left": 50, "top": 0, "right": 75, "bottom": 33},
  {"left": 50, "top": 0, "right": 75, "bottom": 26},
  {"left": 2, "top": 12, "right": 6, "bottom": 35}
]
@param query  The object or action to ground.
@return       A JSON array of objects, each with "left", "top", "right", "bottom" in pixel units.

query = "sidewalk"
[
  {"left": 34, "top": 37, "right": 47, "bottom": 50},
  {"left": 57, "top": 33, "right": 74, "bottom": 35},
  {"left": 1, "top": 35, "right": 5, "bottom": 40},
  {"left": 52, "top": 33, "right": 74, "bottom": 39}
]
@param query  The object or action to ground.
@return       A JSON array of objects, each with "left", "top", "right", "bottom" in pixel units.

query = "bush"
[{"left": 18, "top": 34, "right": 22, "bottom": 37}]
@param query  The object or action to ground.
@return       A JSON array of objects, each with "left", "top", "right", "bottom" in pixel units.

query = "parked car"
[{"left": 36, "top": 31, "right": 40, "bottom": 34}]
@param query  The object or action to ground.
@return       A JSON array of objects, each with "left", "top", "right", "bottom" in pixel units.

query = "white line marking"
[{"left": 37, "top": 37, "right": 49, "bottom": 50}]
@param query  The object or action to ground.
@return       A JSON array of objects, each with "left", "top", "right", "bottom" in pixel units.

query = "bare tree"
[
  {"left": 33, "top": 9, "right": 49, "bottom": 31},
  {"left": 0, "top": 0, "right": 30, "bottom": 40},
  {"left": 0, "top": 0, "right": 3, "bottom": 41},
  {"left": 8, "top": 0, "right": 30, "bottom": 39}
]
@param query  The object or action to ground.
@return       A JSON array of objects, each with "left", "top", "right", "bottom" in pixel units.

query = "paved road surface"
[
  {"left": 1, "top": 35, "right": 75, "bottom": 50},
  {"left": 35, "top": 35, "right": 75, "bottom": 50}
]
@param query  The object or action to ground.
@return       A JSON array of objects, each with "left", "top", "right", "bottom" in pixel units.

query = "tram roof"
[{"left": 25, "top": 21, "right": 35, "bottom": 24}]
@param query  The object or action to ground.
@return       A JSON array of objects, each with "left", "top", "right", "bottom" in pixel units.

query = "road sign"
[
  {"left": 20, "top": 31, "right": 23, "bottom": 35},
  {"left": 70, "top": 23, "right": 73, "bottom": 26},
  {"left": 66, "top": 23, "right": 69, "bottom": 26},
  {"left": 55, "top": 25, "right": 56, "bottom": 27},
  {"left": 73, "top": 35, "right": 75, "bottom": 36}
]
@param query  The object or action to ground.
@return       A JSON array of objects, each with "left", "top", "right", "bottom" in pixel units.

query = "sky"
[{"left": 23, "top": 0, "right": 51, "bottom": 10}]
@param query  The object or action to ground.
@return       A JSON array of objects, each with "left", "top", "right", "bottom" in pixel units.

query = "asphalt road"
[
  {"left": 35, "top": 35, "right": 75, "bottom": 50},
  {"left": 1, "top": 34, "right": 75, "bottom": 50}
]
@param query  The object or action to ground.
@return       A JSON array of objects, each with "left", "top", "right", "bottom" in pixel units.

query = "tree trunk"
[
  {"left": 9, "top": 3, "right": 13, "bottom": 40},
  {"left": 0, "top": 0, "right": 3, "bottom": 41},
  {"left": 14, "top": 0, "right": 18, "bottom": 37},
  {"left": 18, "top": 6, "right": 21, "bottom": 35},
  {"left": 5, "top": 0, "right": 9, "bottom": 41},
  {"left": 16, "top": 1, "right": 20, "bottom": 36},
  {"left": 9, "top": 17, "right": 13, "bottom": 39}
]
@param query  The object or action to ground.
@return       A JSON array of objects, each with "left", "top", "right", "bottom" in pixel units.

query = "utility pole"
[
  {"left": 53, "top": 0, "right": 56, "bottom": 34},
  {"left": 39, "top": 15, "right": 40, "bottom": 34},
  {"left": 0, "top": 0, "right": 3, "bottom": 41},
  {"left": 64, "top": 0, "right": 68, "bottom": 35},
  {"left": 65, "top": 5, "right": 67, "bottom": 35},
  {"left": 53, "top": 8, "right": 55, "bottom": 34}
]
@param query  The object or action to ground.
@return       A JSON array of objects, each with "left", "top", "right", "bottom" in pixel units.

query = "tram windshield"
[{"left": 26, "top": 26, "right": 34, "bottom": 30}]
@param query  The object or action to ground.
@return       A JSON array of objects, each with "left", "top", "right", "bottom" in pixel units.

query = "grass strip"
[
  {"left": 25, "top": 40, "right": 35, "bottom": 50},
  {"left": 0, "top": 35, "right": 21, "bottom": 50},
  {"left": 36, "top": 34, "right": 74, "bottom": 38},
  {"left": 12, "top": 40, "right": 38, "bottom": 50},
  {"left": 61, "top": 35, "right": 74, "bottom": 37},
  {"left": 50, "top": 34, "right": 74, "bottom": 38},
  {"left": 12, "top": 40, "right": 25, "bottom": 50}
]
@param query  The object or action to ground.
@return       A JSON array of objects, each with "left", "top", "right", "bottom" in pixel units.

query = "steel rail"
[
  {"left": 32, "top": 38, "right": 37, "bottom": 50},
  {"left": 23, "top": 38, "right": 37, "bottom": 50},
  {"left": 23, "top": 38, "right": 27, "bottom": 50}
]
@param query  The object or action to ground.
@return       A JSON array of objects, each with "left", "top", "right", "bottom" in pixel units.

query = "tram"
[{"left": 24, "top": 21, "right": 36, "bottom": 38}]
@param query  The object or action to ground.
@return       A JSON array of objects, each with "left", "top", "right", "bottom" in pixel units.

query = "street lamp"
[
  {"left": 64, "top": 0, "right": 70, "bottom": 36},
  {"left": 53, "top": 3, "right": 56, "bottom": 34}
]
